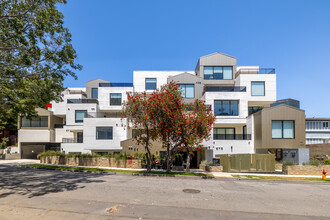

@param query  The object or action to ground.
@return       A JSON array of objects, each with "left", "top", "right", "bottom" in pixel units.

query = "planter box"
[{"left": 283, "top": 165, "right": 330, "bottom": 175}]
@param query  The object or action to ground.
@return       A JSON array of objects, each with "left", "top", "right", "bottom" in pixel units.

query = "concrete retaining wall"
[
  {"left": 200, "top": 164, "right": 223, "bottom": 172},
  {"left": 283, "top": 165, "right": 330, "bottom": 175},
  {"left": 40, "top": 156, "right": 142, "bottom": 169}
]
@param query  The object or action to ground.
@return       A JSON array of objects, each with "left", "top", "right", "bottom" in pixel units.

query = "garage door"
[{"left": 21, "top": 144, "right": 45, "bottom": 159}]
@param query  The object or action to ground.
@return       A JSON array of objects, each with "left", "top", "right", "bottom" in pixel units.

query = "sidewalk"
[
  {"left": 212, "top": 171, "right": 324, "bottom": 178},
  {"left": 0, "top": 159, "right": 40, "bottom": 165}
]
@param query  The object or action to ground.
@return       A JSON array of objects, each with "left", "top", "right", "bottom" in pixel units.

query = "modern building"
[
  {"left": 17, "top": 52, "right": 306, "bottom": 160},
  {"left": 306, "top": 118, "right": 330, "bottom": 144},
  {"left": 270, "top": 98, "right": 300, "bottom": 109}
]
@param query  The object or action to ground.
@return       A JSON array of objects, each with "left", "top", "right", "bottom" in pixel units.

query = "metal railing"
[
  {"left": 213, "top": 134, "right": 251, "bottom": 140},
  {"left": 54, "top": 124, "right": 64, "bottom": 128},
  {"left": 99, "top": 82, "right": 133, "bottom": 87},
  {"left": 205, "top": 86, "right": 246, "bottom": 93},
  {"left": 67, "top": 99, "right": 98, "bottom": 104},
  {"left": 62, "top": 138, "right": 83, "bottom": 143},
  {"left": 86, "top": 112, "right": 122, "bottom": 118},
  {"left": 237, "top": 68, "right": 275, "bottom": 75}
]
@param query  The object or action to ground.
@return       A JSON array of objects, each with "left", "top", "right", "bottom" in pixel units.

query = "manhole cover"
[{"left": 182, "top": 189, "right": 200, "bottom": 194}]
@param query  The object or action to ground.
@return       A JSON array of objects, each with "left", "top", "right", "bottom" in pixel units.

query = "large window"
[
  {"left": 214, "top": 100, "right": 239, "bottom": 116},
  {"left": 110, "top": 93, "right": 122, "bottom": 106},
  {"left": 75, "top": 110, "right": 87, "bottom": 123},
  {"left": 21, "top": 116, "right": 48, "bottom": 127},
  {"left": 91, "top": 88, "right": 98, "bottom": 99},
  {"left": 96, "top": 127, "right": 113, "bottom": 140},
  {"left": 204, "top": 66, "right": 233, "bottom": 80},
  {"left": 145, "top": 78, "right": 157, "bottom": 90},
  {"left": 272, "top": 120, "right": 294, "bottom": 139},
  {"left": 179, "top": 84, "right": 194, "bottom": 98},
  {"left": 251, "top": 81, "right": 265, "bottom": 96},
  {"left": 214, "top": 128, "right": 235, "bottom": 140},
  {"left": 248, "top": 106, "right": 263, "bottom": 115}
]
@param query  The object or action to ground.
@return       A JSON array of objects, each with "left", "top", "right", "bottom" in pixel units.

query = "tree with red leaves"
[{"left": 122, "top": 92, "right": 155, "bottom": 172}]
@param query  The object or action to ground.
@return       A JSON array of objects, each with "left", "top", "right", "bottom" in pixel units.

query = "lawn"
[
  {"left": 22, "top": 164, "right": 213, "bottom": 177},
  {"left": 232, "top": 175, "right": 330, "bottom": 182}
]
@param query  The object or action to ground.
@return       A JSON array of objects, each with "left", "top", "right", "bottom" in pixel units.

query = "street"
[{"left": 0, "top": 162, "right": 330, "bottom": 220}]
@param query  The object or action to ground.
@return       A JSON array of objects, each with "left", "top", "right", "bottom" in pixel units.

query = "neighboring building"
[
  {"left": 270, "top": 98, "right": 300, "bottom": 109},
  {"left": 18, "top": 52, "right": 306, "bottom": 160},
  {"left": 306, "top": 118, "right": 330, "bottom": 144}
]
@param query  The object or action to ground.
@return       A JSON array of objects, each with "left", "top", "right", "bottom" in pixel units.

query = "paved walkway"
[{"left": 0, "top": 159, "right": 40, "bottom": 165}]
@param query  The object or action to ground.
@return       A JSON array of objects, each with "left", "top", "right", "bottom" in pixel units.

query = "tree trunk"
[
  {"left": 166, "top": 145, "right": 172, "bottom": 173},
  {"left": 145, "top": 146, "right": 152, "bottom": 172},
  {"left": 185, "top": 150, "right": 191, "bottom": 173}
]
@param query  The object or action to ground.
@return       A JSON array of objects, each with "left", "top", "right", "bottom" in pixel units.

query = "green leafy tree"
[{"left": 0, "top": 0, "right": 82, "bottom": 128}]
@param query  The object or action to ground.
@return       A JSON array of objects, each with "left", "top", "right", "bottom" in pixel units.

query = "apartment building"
[
  {"left": 18, "top": 52, "right": 306, "bottom": 159},
  {"left": 306, "top": 118, "right": 330, "bottom": 144}
]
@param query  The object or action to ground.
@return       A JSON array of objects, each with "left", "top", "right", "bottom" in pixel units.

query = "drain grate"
[{"left": 182, "top": 189, "right": 200, "bottom": 194}]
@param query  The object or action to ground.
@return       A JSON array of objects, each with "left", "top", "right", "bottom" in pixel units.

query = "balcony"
[
  {"left": 213, "top": 134, "right": 251, "bottom": 140},
  {"left": 204, "top": 86, "right": 246, "bottom": 93},
  {"left": 67, "top": 99, "right": 98, "bottom": 104},
  {"left": 86, "top": 112, "right": 122, "bottom": 118},
  {"left": 236, "top": 68, "right": 275, "bottom": 78},
  {"left": 62, "top": 138, "right": 83, "bottom": 143},
  {"left": 54, "top": 124, "right": 64, "bottom": 128},
  {"left": 99, "top": 82, "right": 133, "bottom": 87}
]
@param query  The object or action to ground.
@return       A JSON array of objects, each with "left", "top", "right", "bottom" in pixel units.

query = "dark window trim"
[
  {"left": 272, "top": 120, "right": 295, "bottom": 139},
  {"left": 179, "top": 84, "right": 195, "bottom": 99},
  {"left": 213, "top": 128, "right": 236, "bottom": 140},
  {"left": 75, "top": 110, "right": 87, "bottom": 123},
  {"left": 214, "top": 100, "right": 239, "bottom": 116},
  {"left": 145, "top": 78, "right": 157, "bottom": 90},
  {"left": 251, "top": 81, "right": 265, "bottom": 96},
  {"left": 110, "top": 93, "right": 122, "bottom": 106},
  {"left": 323, "top": 121, "right": 329, "bottom": 128},
  {"left": 96, "top": 127, "right": 113, "bottom": 140},
  {"left": 204, "top": 66, "right": 233, "bottom": 80}
]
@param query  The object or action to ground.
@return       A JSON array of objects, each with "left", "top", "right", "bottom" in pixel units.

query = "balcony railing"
[
  {"left": 67, "top": 99, "right": 98, "bottom": 104},
  {"left": 99, "top": 82, "right": 133, "bottom": 87},
  {"left": 54, "top": 124, "right": 64, "bottom": 128},
  {"left": 236, "top": 68, "right": 275, "bottom": 78},
  {"left": 205, "top": 86, "right": 246, "bottom": 93},
  {"left": 213, "top": 134, "right": 251, "bottom": 140},
  {"left": 62, "top": 138, "right": 83, "bottom": 143}
]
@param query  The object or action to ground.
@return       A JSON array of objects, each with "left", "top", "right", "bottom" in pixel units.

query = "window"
[
  {"left": 214, "top": 128, "right": 235, "bottom": 140},
  {"left": 145, "top": 78, "right": 157, "bottom": 90},
  {"left": 75, "top": 110, "right": 87, "bottom": 123},
  {"left": 248, "top": 106, "right": 263, "bottom": 115},
  {"left": 21, "top": 116, "right": 48, "bottom": 127},
  {"left": 110, "top": 93, "right": 122, "bottom": 106},
  {"left": 251, "top": 81, "right": 265, "bottom": 96},
  {"left": 77, "top": 132, "right": 83, "bottom": 143},
  {"left": 96, "top": 127, "right": 113, "bottom": 140},
  {"left": 132, "top": 129, "right": 140, "bottom": 138},
  {"left": 204, "top": 66, "right": 233, "bottom": 80},
  {"left": 91, "top": 88, "right": 98, "bottom": 99},
  {"left": 272, "top": 120, "right": 294, "bottom": 139},
  {"left": 179, "top": 84, "right": 194, "bottom": 98},
  {"left": 214, "top": 100, "right": 239, "bottom": 116},
  {"left": 323, "top": 122, "right": 329, "bottom": 128}
]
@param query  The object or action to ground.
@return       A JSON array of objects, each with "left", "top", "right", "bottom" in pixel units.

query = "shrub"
[
  {"left": 324, "top": 159, "right": 330, "bottom": 165},
  {"left": 303, "top": 158, "right": 320, "bottom": 166},
  {"left": 37, "top": 151, "right": 65, "bottom": 159},
  {"left": 173, "top": 154, "right": 184, "bottom": 166},
  {"left": 0, "top": 137, "right": 9, "bottom": 149},
  {"left": 200, "top": 160, "right": 213, "bottom": 166},
  {"left": 282, "top": 161, "right": 296, "bottom": 166}
]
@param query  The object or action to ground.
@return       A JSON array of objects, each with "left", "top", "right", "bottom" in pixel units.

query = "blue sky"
[{"left": 60, "top": 0, "right": 330, "bottom": 117}]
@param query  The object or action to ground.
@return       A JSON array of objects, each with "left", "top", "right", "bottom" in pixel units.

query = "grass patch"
[
  {"left": 22, "top": 164, "right": 212, "bottom": 177},
  {"left": 232, "top": 175, "right": 330, "bottom": 182}
]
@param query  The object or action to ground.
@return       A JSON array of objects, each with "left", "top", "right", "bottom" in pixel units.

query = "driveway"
[{"left": 0, "top": 164, "right": 330, "bottom": 219}]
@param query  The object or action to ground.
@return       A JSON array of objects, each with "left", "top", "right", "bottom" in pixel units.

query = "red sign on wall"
[{"left": 45, "top": 103, "right": 52, "bottom": 108}]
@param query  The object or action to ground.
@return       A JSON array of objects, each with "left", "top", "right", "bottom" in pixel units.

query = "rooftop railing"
[
  {"left": 214, "top": 134, "right": 251, "bottom": 140},
  {"left": 99, "top": 82, "right": 133, "bottom": 87},
  {"left": 204, "top": 86, "right": 246, "bottom": 93},
  {"left": 67, "top": 99, "right": 98, "bottom": 104},
  {"left": 236, "top": 68, "right": 275, "bottom": 78}
]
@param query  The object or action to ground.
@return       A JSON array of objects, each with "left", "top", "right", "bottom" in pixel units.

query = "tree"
[
  {"left": 122, "top": 92, "right": 156, "bottom": 172},
  {"left": 179, "top": 101, "right": 215, "bottom": 173},
  {"left": 148, "top": 82, "right": 186, "bottom": 172},
  {"left": 0, "top": 0, "right": 82, "bottom": 128}
]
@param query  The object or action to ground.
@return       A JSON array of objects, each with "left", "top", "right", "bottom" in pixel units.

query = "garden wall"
[
  {"left": 283, "top": 165, "right": 330, "bottom": 175},
  {"left": 40, "top": 156, "right": 142, "bottom": 169},
  {"left": 199, "top": 164, "right": 223, "bottom": 172}
]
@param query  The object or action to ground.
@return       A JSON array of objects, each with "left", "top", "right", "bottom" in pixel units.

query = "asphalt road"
[{"left": 0, "top": 162, "right": 330, "bottom": 220}]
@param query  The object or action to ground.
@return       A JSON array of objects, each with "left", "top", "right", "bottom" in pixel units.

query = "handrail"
[{"left": 99, "top": 83, "right": 133, "bottom": 87}]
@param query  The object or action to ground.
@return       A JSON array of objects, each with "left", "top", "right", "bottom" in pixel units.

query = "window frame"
[
  {"left": 323, "top": 121, "right": 329, "bottom": 128},
  {"left": 272, "top": 120, "right": 295, "bottom": 139},
  {"left": 75, "top": 110, "right": 87, "bottom": 123},
  {"left": 213, "top": 128, "right": 235, "bottom": 140},
  {"left": 179, "top": 84, "right": 195, "bottom": 98},
  {"left": 214, "top": 100, "right": 239, "bottom": 116},
  {"left": 91, "top": 88, "right": 98, "bottom": 99},
  {"left": 145, "top": 78, "right": 157, "bottom": 90},
  {"left": 110, "top": 93, "right": 122, "bottom": 106},
  {"left": 203, "top": 66, "right": 233, "bottom": 80},
  {"left": 251, "top": 81, "right": 265, "bottom": 96},
  {"left": 96, "top": 127, "right": 113, "bottom": 140}
]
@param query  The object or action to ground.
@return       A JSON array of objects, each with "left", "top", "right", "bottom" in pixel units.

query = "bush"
[
  {"left": 0, "top": 137, "right": 9, "bottom": 149},
  {"left": 173, "top": 154, "right": 184, "bottom": 166},
  {"left": 282, "top": 161, "right": 296, "bottom": 166},
  {"left": 324, "top": 159, "right": 330, "bottom": 165},
  {"left": 200, "top": 160, "right": 213, "bottom": 166},
  {"left": 37, "top": 151, "right": 65, "bottom": 159},
  {"left": 303, "top": 158, "right": 320, "bottom": 166}
]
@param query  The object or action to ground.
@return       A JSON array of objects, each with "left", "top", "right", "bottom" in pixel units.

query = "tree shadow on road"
[{"left": 0, "top": 165, "right": 107, "bottom": 198}]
